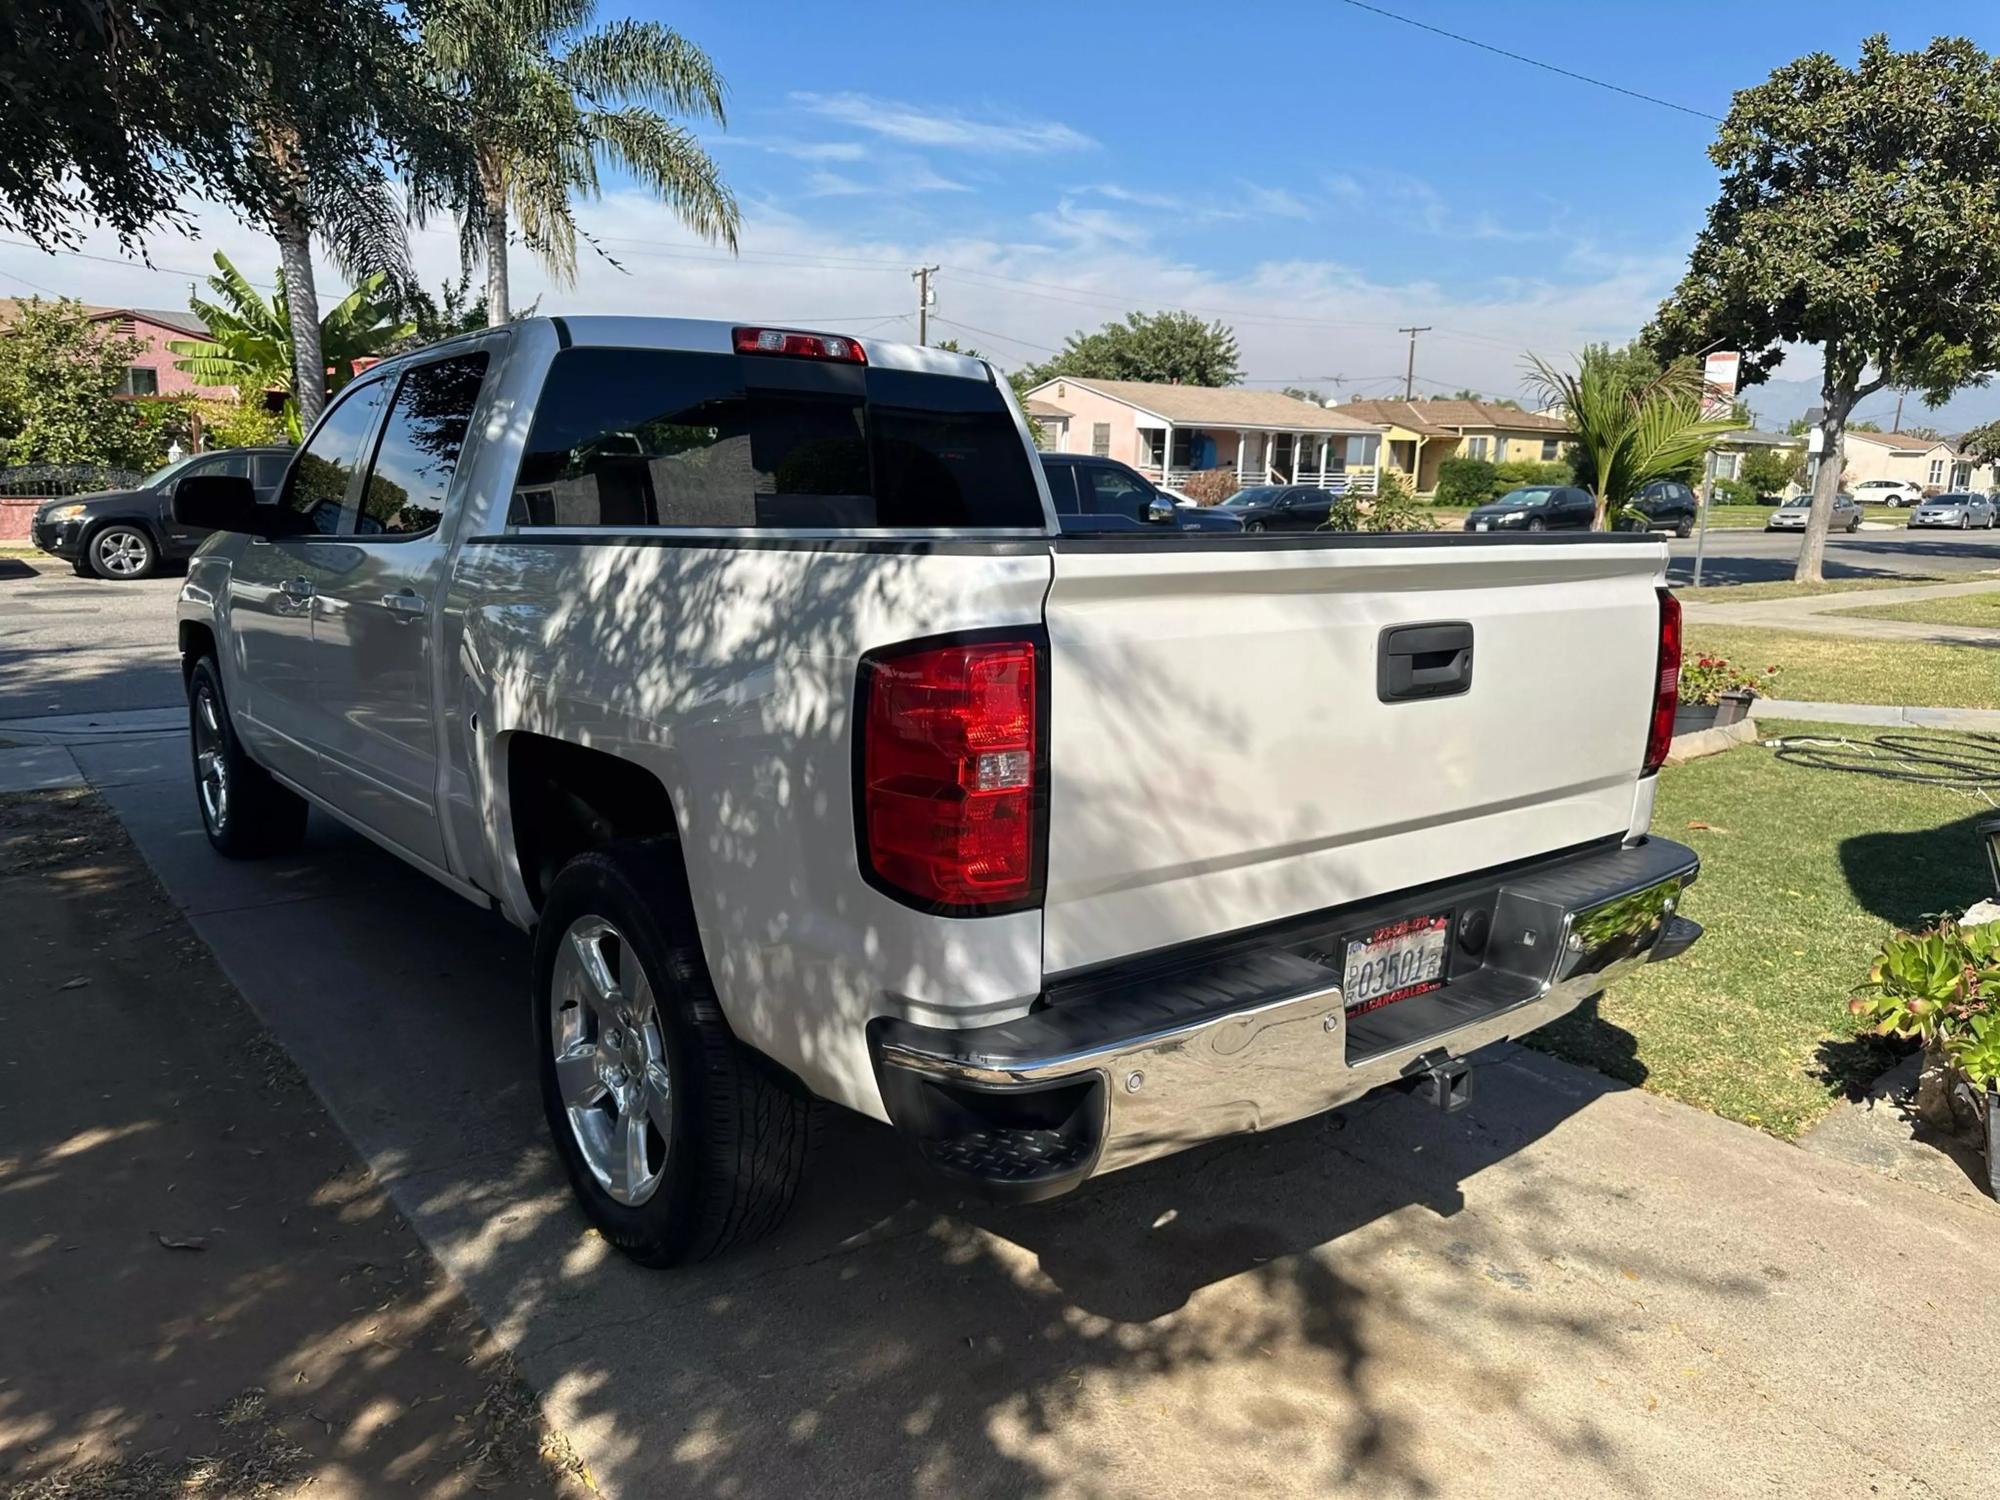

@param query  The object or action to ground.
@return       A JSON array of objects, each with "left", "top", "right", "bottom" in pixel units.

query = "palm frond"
[
  {"left": 584, "top": 106, "right": 739, "bottom": 249},
  {"left": 559, "top": 21, "right": 727, "bottom": 123}
]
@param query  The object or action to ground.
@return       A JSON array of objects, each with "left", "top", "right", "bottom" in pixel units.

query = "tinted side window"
[
  {"left": 280, "top": 382, "right": 388, "bottom": 535},
  {"left": 251, "top": 453, "right": 290, "bottom": 494},
  {"left": 186, "top": 453, "right": 249, "bottom": 481},
  {"left": 1041, "top": 462, "right": 1081, "bottom": 515},
  {"left": 1084, "top": 465, "right": 1150, "bottom": 518},
  {"left": 510, "top": 349, "right": 1041, "bottom": 529},
  {"left": 357, "top": 354, "right": 489, "bottom": 537}
]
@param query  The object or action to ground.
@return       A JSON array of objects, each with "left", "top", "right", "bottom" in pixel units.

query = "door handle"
[
  {"left": 1378, "top": 622, "right": 1473, "bottom": 703},
  {"left": 380, "top": 589, "right": 428, "bottom": 621}
]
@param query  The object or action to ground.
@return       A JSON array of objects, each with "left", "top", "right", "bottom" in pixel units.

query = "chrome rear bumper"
[{"left": 873, "top": 837, "right": 1701, "bottom": 1200}]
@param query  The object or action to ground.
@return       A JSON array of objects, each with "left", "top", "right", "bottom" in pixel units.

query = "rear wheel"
[
  {"left": 533, "top": 841, "right": 815, "bottom": 1266},
  {"left": 1675, "top": 515, "right": 1693, "bottom": 538},
  {"left": 187, "top": 656, "right": 308, "bottom": 858},
  {"left": 86, "top": 524, "right": 156, "bottom": 580}
]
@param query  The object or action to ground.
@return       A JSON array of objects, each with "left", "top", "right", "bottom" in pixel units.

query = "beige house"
[
  {"left": 1022, "top": 377, "right": 1384, "bottom": 492},
  {"left": 1323, "top": 398, "right": 1573, "bottom": 495},
  {"left": 1835, "top": 429, "right": 1993, "bottom": 494}
]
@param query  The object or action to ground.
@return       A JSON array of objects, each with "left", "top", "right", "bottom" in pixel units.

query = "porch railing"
[{"left": 1144, "top": 465, "right": 1379, "bottom": 496}]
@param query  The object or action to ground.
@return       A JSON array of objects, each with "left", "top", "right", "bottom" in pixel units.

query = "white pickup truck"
[{"left": 174, "top": 318, "right": 1702, "bottom": 1266}]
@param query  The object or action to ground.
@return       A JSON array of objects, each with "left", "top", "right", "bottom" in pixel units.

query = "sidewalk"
[
  {"left": 1755, "top": 698, "right": 2000, "bottom": 729},
  {"left": 1683, "top": 577, "right": 2000, "bottom": 646},
  {"left": 0, "top": 787, "right": 579, "bottom": 1500}
]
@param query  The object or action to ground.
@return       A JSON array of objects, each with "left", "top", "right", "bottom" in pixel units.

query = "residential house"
[
  {"left": 1022, "top": 377, "right": 1383, "bottom": 491},
  {"left": 1022, "top": 398, "right": 1070, "bottom": 450},
  {"left": 1709, "top": 427, "right": 1804, "bottom": 488},
  {"left": 1322, "top": 398, "right": 1573, "bottom": 495},
  {"left": 1835, "top": 429, "right": 1993, "bottom": 495},
  {"left": 0, "top": 299, "right": 231, "bottom": 399}
]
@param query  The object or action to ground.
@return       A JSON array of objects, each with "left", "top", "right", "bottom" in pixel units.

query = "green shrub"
[
  {"left": 1435, "top": 456, "right": 1499, "bottom": 506},
  {"left": 1494, "top": 459, "right": 1568, "bottom": 487},
  {"left": 1181, "top": 468, "right": 1240, "bottom": 506},
  {"left": 1323, "top": 470, "right": 1435, "bottom": 533},
  {"left": 1738, "top": 445, "right": 1804, "bottom": 496},
  {"left": 1713, "top": 476, "right": 1755, "bottom": 506}
]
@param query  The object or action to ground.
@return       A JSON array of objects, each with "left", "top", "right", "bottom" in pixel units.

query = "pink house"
[
  {"left": 0, "top": 299, "right": 235, "bottom": 399},
  {"left": 1021, "top": 376, "right": 1383, "bottom": 492}
]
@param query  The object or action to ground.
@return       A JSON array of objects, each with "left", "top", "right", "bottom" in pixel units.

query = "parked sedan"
[
  {"left": 31, "top": 446, "right": 293, "bottom": 578},
  {"left": 1039, "top": 455, "right": 1245, "bottom": 533},
  {"left": 1907, "top": 492, "right": 1997, "bottom": 529},
  {"left": 1214, "top": 483, "right": 1339, "bottom": 532},
  {"left": 1463, "top": 485, "right": 1596, "bottom": 532},
  {"left": 1765, "top": 493, "right": 1861, "bottom": 532}
]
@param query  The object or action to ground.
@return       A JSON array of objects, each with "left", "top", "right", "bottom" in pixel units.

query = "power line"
[
  {"left": 925, "top": 314, "right": 1061, "bottom": 356},
  {"left": 1334, "top": 1, "right": 1722, "bottom": 122},
  {"left": 0, "top": 236, "right": 276, "bottom": 291}
]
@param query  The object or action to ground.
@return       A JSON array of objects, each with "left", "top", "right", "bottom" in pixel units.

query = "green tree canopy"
[
  {"left": 1738, "top": 444, "right": 1805, "bottom": 496},
  {"left": 1960, "top": 418, "right": 2000, "bottom": 462},
  {"left": 1649, "top": 34, "right": 2000, "bottom": 580},
  {"left": 1022, "top": 311, "right": 1242, "bottom": 388},
  {"left": 0, "top": 298, "right": 152, "bottom": 467}
]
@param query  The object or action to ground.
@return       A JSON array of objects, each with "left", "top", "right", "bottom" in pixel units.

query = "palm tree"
[
  {"left": 1527, "top": 350, "right": 1739, "bottom": 530},
  {"left": 169, "top": 252, "right": 414, "bottom": 436},
  {"left": 420, "top": 0, "right": 739, "bottom": 325}
]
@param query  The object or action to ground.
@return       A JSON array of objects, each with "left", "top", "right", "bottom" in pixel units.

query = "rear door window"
[
  {"left": 510, "top": 348, "right": 1042, "bottom": 530},
  {"left": 1041, "top": 461, "right": 1081, "bottom": 515},
  {"left": 356, "top": 354, "right": 489, "bottom": 537}
]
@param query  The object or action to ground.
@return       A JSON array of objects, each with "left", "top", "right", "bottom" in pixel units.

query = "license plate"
[
  {"left": 1474, "top": 521, "right": 1489, "bottom": 532},
  {"left": 1343, "top": 913, "right": 1451, "bottom": 1015}
]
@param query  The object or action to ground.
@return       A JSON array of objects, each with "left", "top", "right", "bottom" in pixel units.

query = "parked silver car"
[
  {"left": 1766, "top": 493, "right": 1860, "bottom": 532},
  {"left": 1908, "top": 492, "right": 1997, "bottom": 529}
]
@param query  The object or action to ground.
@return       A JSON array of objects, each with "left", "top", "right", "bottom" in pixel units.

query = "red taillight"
[
  {"left": 860, "top": 638, "right": 1041, "bottom": 910},
  {"left": 1643, "top": 587, "right": 1683, "bottom": 776},
  {"left": 733, "top": 326, "right": 867, "bottom": 364}
]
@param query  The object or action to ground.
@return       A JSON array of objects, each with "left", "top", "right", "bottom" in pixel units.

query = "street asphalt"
[{"left": 6, "top": 538, "right": 2000, "bottom": 1497}]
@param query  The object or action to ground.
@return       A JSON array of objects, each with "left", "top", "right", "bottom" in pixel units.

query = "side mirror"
[
  {"left": 1145, "top": 494, "right": 1176, "bottom": 523},
  {"left": 173, "top": 473, "right": 268, "bottom": 536}
]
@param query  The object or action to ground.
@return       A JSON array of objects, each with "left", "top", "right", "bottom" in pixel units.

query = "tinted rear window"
[{"left": 510, "top": 348, "right": 1041, "bottom": 530}]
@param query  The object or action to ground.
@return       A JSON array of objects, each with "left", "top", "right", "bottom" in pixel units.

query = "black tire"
[
  {"left": 533, "top": 841, "right": 816, "bottom": 1266},
  {"left": 1675, "top": 516, "right": 1694, "bottom": 539},
  {"left": 1246, "top": 520, "right": 1266, "bottom": 533},
  {"left": 70, "top": 558, "right": 92, "bottom": 577},
  {"left": 186, "top": 656, "right": 309, "bottom": 858},
  {"left": 1527, "top": 517, "right": 1547, "bottom": 533},
  {"left": 1847, "top": 515, "right": 1861, "bottom": 533},
  {"left": 85, "top": 523, "right": 158, "bottom": 580}
]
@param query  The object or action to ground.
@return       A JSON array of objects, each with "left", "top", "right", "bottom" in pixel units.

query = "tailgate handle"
[{"left": 1378, "top": 622, "right": 1473, "bottom": 702}]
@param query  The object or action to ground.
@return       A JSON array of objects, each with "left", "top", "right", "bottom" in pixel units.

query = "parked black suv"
[
  {"left": 1039, "top": 454, "right": 1244, "bottom": 533},
  {"left": 31, "top": 446, "right": 293, "bottom": 579},
  {"left": 1622, "top": 478, "right": 1698, "bottom": 537}
]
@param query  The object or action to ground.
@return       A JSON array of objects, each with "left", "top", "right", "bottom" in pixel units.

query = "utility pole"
[
  {"left": 1397, "top": 326, "right": 1431, "bottom": 400},
  {"left": 912, "top": 264, "right": 938, "bottom": 345},
  {"left": 1892, "top": 388, "right": 1905, "bottom": 432}
]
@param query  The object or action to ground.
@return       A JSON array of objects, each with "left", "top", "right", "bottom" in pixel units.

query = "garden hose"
[{"left": 1764, "top": 729, "right": 2000, "bottom": 804}]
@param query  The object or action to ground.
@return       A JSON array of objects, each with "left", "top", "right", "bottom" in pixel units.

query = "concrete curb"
[
  {"left": 1756, "top": 699, "right": 2000, "bottom": 729},
  {"left": 0, "top": 744, "right": 83, "bottom": 793},
  {"left": 1665, "top": 717, "right": 1759, "bottom": 764}
]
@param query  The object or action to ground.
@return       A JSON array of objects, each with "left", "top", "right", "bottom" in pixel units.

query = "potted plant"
[
  {"left": 1675, "top": 653, "right": 1781, "bottom": 734},
  {"left": 1850, "top": 917, "right": 2000, "bottom": 1197}
]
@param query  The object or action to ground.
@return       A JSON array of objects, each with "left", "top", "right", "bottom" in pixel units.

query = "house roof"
[
  {"left": 1325, "top": 398, "right": 1571, "bottom": 437},
  {"left": 0, "top": 298, "right": 207, "bottom": 337},
  {"left": 1027, "top": 377, "right": 1378, "bottom": 433},
  {"left": 1714, "top": 427, "right": 1799, "bottom": 448},
  {"left": 1844, "top": 429, "right": 1949, "bottom": 455},
  {"left": 1022, "top": 399, "right": 1070, "bottom": 419}
]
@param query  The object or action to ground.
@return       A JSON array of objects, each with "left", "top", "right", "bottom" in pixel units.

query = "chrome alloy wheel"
[
  {"left": 192, "top": 681, "right": 229, "bottom": 832},
  {"left": 92, "top": 527, "right": 151, "bottom": 576},
  {"left": 549, "top": 916, "right": 672, "bottom": 1206}
]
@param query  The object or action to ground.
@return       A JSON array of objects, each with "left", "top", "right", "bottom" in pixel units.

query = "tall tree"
[
  {"left": 1022, "top": 311, "right": 1242, "bottom": 388},
  {"left": 169, "top": 252, "right": 414, "bottom": 434},
  {"left": 1527, "top": 350, "right": 1737, "bottom": 530},
  {"left": 1650, "top": 35, "right": 2000, "bottom": 581},
  {"left": 419, "top": 0, "right": 739, "bottom": 325}
]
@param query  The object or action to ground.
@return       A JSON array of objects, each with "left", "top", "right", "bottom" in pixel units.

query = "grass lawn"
[
  {"left": 1684, "top": 626, "right": 2000, "bottom": 709},
  {"left": 1698, "top": 504, "right": 1779, "bottom": 529},
  {"left": 1532, "top": 718, "right": 1994, "bottom": 1136},
  {"left": 1830, "top": 590, "right": 2000, "bottom": 629},
  {"left": 1679, "top": 576, "right": 1947, "bottom": 605}
]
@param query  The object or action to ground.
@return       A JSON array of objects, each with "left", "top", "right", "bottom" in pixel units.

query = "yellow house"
[{"left": 1325, "top": 399, "right": 1573, "bottom": 495}]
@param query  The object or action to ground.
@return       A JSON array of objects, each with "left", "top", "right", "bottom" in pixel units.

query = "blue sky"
[{"left": 10, "top": 2, "right": 2000, "bottom": 424}]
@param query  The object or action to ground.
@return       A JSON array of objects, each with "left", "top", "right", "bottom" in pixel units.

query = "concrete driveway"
[
  {"left": 41, "top": 723, "right": 1998, "bottom": 1499},
  {"left": 7, "top": 550, "right": 2000, "bottom": 1497}
]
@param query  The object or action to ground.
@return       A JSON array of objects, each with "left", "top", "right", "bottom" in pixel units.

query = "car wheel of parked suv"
[
  {"left": 186, "top": 656, "right": 309, "bottom": 858},
  {"left": 1676, "top": 516, "right": 1694, "bottom": 538},
  {"left": 533, "top": 841, "right": 817, "bottom": 1266},
  {"left": 86, "top": 524, "right": 157, "bottom": 580}
]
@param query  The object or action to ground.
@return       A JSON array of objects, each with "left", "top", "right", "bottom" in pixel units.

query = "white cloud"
[
  {"left": 804, "top": 162, "right": 969, "bottom": 198},
  {"left": 0, "top": 189, "right": 1684, "bottom": 403},
  {"left": 1072, "top": 182, "right": 1186, "bottom": 211},
  {"left": 1324, "top": 169, "right": 1557, "bottom": 244},
  {"left": 1239, "top": 183, "right": 1313, "bottom": 221},
  {"left": 789, "top": 92, "right": 1095, "bottom": 154},
  {"left": 718, "top": 135, "right": 870, "bottom": 163}
]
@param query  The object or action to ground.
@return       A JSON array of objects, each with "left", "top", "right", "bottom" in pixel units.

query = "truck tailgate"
[{"left": 1041, "top": 536, "right": 1667, "bottom": 974}]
